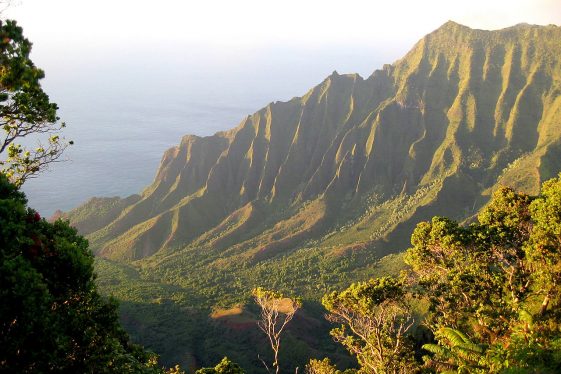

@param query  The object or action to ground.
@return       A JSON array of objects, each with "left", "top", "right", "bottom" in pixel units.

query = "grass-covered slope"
[{"left": 64, "top": 21, "right": 561, "bottom": 372}]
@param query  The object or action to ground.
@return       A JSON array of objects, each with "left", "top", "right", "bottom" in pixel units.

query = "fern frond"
[
  {"left": 439, "top": 327, "right": 471, "bottom": 345},
  {"left": 423, "top": 343, "right": 451, "bottom": 359},
  {"left": 454, "top": 346, "right": 482, "bottom": 362},
  {"left": 456, "top": 342, "right": 484, "bottom": 354}
]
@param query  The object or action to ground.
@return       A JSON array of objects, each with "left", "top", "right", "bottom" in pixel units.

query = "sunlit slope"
[{"left": 67, "top": 22, "right": 561, "bottom": 263}]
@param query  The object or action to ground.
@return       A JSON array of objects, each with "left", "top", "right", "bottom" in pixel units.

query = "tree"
[
  {"left": 526, "top": 176, "right": 561, "bottom": 316},
  {"left": 305, "top": 358, "right": 338, "bottom": 374},
  {"left": 315, "top": 177, "right": 561, "bottom": 373},
  {"left": 195, "top": 357, "right": 244, "bottom": 374},
  {"left": 321, "top": 277, "right": 417, "bottom": 374},
  {"left": 252, "top": 287, "right": 302, "bottom": 374},
  {"left": 0, "top": 173, "right": 164, "bottom": 373},
  {"left": 0, "top": 19, "right": 70, "bottom": 185},
  {"left": 305, "top": 358, "right": 356, "bottom": 374},
  {"left": 405, "top": 176, "right": 561, "bottom": 372}
]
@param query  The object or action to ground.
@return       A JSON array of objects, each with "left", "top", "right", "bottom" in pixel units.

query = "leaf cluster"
[
  {"left": 310, "top": 175, "right": 561, "bottom": 374},
  {"left": 0, "top": 174, "right": 172, "bottom": 373},
  {"left": 195, "top": 357, "right": 245, "bottom": 374},
  {"left": 0, "top": 20, "right": 71, "bottom": 185},
  {"left": 404, "top": 176, "right": 561, "bottom": 372}
]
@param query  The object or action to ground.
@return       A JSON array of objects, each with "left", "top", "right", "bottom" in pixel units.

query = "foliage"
[
  {"left": 422, "top": 327, "right": 487, "bottom": 373},
  {"left": 306, "top": 358, "right": 339, "bottom": 374},
  {"left": 252, "top": 287, "right": 302, "bottom": 374},
  {"left": 313, "top": 175, "right": 561, "bottom": 373},
  {"left": 0, "top": 19, "right": 70, "bottom": 185},
  {"left": 405, "top": 175, "right": 561, "bottom": 372},
  {"left": 526, "top": 177, "right": 561, "bottom": 316},
  {"left": 321, "top": 277, "right": 417, "bottom": 374},
  {"left": 305, "top": 358, "right": 356, "bottom": 374},
  {"left": 0, "top": 173, "right": 167, "bottom": 373},
  {"left": 195, "top": 357, "right": 245, "bottom": 374}
]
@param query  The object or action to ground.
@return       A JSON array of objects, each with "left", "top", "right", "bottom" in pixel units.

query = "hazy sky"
[
  {"left": 4, "top": 0, "right": 561, "bottom": 47},
  {"left": 2, "top": 0, "right": 558, "bottom": 85}
]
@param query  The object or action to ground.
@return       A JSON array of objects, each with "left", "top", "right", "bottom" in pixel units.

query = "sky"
[
  {"left": 2, "top": 0, "right": 560, "bottom": 88},
  {"left": 3, "top": 0, "right": 561, "bottom": 75},
  {"left": 4, "top": 0, "right": 561, "bottom": 48}
]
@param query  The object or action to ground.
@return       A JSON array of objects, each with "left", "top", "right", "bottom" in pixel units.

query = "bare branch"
[{"left": 253, "top": 288, "right": 301, "bottom": 374}]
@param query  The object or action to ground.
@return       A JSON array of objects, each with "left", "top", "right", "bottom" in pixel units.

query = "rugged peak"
[
  {"left": 430, "top": 20, "right": 473, "bottom": 34},
  {"left": 507, "top": 22, "right": 555, "bottom": 30},
  {"left": 439, "top": 20, "right": 466, "bottom": 29},
  {"left": 431, "top": 20, "right": 560, "bottom": 38}
]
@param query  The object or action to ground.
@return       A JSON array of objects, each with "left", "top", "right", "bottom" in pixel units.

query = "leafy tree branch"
[{"left": 0, "top": 19, "right": 71, "bottom": 185}]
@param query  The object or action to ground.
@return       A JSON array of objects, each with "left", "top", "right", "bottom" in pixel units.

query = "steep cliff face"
[{"left": 69, "top": 22, "right": 561, "bottom": 263}]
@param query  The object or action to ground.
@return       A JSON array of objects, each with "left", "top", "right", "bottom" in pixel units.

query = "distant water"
[
  {"left": 22, "top": 97, "right": 256, "bottom": 217},
  {"left": 21, "top": 45, "right": 396, "bottom": 216}
]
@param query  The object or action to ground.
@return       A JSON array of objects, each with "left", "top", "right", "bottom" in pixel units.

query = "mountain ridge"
[{"left": 66, "top": 21, "right": 561, "bottom": 265}]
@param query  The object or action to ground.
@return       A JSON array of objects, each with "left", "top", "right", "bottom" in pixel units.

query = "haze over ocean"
[{"left": 22, "top": 46, "right": 396, "bottom": 216}]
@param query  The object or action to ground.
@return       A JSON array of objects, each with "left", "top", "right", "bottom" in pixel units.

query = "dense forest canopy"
[{"left": 0, "top": 173, "right": 173, "bottom": 372}]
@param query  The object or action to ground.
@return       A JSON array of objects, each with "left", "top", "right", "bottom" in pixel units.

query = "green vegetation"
[
  {"left": 0, "top": 19, "right": 71, "bottom": 185},
  {"left": 17, "top": 172, "right": 561, "bottom": 372},
  {"left": 69, "top": 22, "right": 561, "bottom": 264},
  {"left": 0, "top": 17, "right": 170, "bottom": 372},
  {"left": 322, "top": 277, "right": 417, "bottom": 373},
  {"left": 306, "top": 358, "right": 355, "bottom": 374},
  {"left": 66, "top": 22, "right": 561, "bottom": 267},
  {"left": 307, "top": 174, "right": 561, "bottom": 373},
  {"left": 3, "top": 18, "right": 561, "bottom": 374},
  {"left": 195, "top": 357, "right": 244, "bottom": 374},
  {"left": 0, "top": 174, "right": 171, "bottom": 372}
]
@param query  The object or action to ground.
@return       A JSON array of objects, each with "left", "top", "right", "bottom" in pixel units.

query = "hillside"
[{"left": 65, "top": 21, "right": 561, "bottom": 371}]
